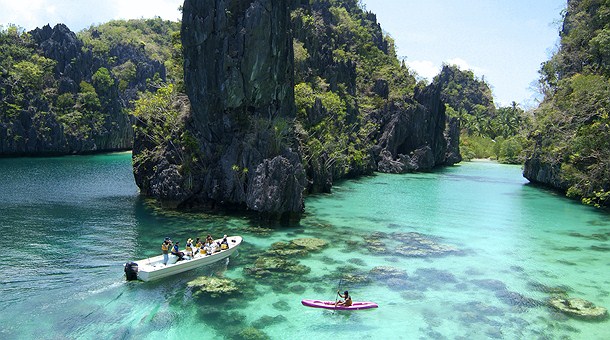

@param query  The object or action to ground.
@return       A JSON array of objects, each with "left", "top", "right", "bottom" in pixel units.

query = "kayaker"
[
  {"left": 161, "top": 237, "right": 172, "bottom": 265},
  {"left": 336, "top": 290, "right": 352, "bottom": 307},
  {"left": 171, "top": 241, "right": 185, "bottom": 261}
]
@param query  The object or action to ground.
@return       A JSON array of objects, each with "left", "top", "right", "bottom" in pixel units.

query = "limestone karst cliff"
[
  {"left": 132, "top": 0, "right": 460, "bottom": 220},
  {"left": 0, "top": 21, "right": 170, "bottom": 155},
  {"left": 133, "top": 0, "right": 306, "bottom": 220}
]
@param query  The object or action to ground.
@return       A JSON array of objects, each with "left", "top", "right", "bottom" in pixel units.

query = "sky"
[
  {"left": 361, "top": 0, "right": 566, "bottom": 107},
  {"left": 0, "top": 0, "right": 565, "bottom": 107}
]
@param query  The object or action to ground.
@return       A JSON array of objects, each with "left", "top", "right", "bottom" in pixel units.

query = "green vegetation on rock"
[
  {"left": 524, "top": 0, "right": 610, "bottom": 207},
  {"left": 436, "top": 65, "right": 529, "bottom": 163}
]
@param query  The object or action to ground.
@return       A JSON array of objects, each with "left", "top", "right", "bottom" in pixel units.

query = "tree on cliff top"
[{"left": 526, "top": 0, "right": 610, "bottom": 207}]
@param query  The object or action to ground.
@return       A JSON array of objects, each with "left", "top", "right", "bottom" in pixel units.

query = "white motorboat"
[{"left": 125, "top": 236, "right": 243, "bottom": 282}]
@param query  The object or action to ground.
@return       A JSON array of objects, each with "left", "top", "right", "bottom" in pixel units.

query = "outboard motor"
[{"left": 124, "top": 262, "right": 139, "bottom": 281}]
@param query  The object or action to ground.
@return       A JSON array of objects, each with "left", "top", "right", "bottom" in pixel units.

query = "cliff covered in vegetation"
[
  {"left": 524, "top": 0, "right": 610, "bottom": 207},
  {"left": 0, "top": 19, "right": 178, "bottom": 155},
  {"left": 132, "top": 0, "right": 460, "bottom": 219}
]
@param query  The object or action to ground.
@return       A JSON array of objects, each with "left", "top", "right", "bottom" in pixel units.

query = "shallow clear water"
[{"left": 0, "top": 154, "right": 608, "bottom": 339}]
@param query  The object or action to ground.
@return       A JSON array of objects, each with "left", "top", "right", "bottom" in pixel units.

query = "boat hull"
[
  {"left": 131, "top": 236, "right": 242, "bottom": 282},
  {"left": 301, "top": 299, "right": 379, "bottom": 310}
]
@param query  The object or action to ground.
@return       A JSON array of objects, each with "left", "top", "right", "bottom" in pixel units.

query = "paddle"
[{"left": 333, "top": 278, "right": 343, "bottom": 311}]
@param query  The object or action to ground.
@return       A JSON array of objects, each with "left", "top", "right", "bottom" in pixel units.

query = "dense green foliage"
[
  {"left": 0, "top": 19, "right": 177, "bottom": 154},
  {"left": 79, "top": 18, "right": 182, "bottom": 85},
  {"left": 132, "top": 83, "right": 199, "bottom": 178},
  {"left": 436, "top": 65, "right": 529, "bottom": 163},
  {"left": 292, "top": 0, "right": 417, "bottom": 179},
  {"left": 528, "top": 0, "right": 610, "bottom": 207},
  {"left": 0, "top": 26, "right": 59, "bottom": 145}
]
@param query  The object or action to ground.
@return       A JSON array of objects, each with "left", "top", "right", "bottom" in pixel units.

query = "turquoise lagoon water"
[{"left": 0, "top": 153, "right": 608, "bottom": 339}]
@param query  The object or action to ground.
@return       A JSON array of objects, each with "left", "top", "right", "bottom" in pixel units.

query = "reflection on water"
[{"left": 0, "top": 155, "right": 608, "bottom": 339}]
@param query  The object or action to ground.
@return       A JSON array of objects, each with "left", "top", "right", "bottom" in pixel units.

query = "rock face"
[
  {"left": 522, "top": 152, "right": 569, "bottom": 190},
  {"left": 0, "top": 23, "right": 165, "bottom": 155},
  {"left": 374, "top": 83, "right": 461, "bottom": 173},
  {"left": 137, "top": 0, "right": 305, "bottom": 219}
]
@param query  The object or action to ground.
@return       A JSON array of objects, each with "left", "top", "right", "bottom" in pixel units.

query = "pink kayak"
[{"left": 301, "top": 299, "right": 379, "bottom": 310}]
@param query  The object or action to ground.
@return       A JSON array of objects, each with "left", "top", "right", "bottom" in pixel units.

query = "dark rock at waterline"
[
  {"left": 134, "top": 0, "right": 305, "bottom": 220},
  {"left": 548, "top": 297, "right": 608, "bottom": 321},
  {"left": 373, "top": 82, "right": 461, "bottom": 174}
]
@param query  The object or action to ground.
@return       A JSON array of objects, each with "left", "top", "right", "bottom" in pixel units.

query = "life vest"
[
  {"left": 186, "top": 243, "right": 193, "bottom": 252},
  {"left": 161, "top": 243, "right": 169, "bottom": 253},
  {"left": 172, "top": 245, "right": 180, "bottom": 253}
]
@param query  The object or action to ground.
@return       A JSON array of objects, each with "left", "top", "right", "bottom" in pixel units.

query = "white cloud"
[
  {"left": 0, "top": 0, "right": 182, "bottom": 31},
  {"left": 406, "top": 60, "right": 440, "bottom": 81},
  {"left": 445, "top": 57, "right": 487, "bottom": 75},
  {"left": 114, "top": 0, "right": 182, "bottom": 22}
]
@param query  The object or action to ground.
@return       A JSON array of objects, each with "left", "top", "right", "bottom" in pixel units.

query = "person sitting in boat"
[
  {"left": 220, "top": 235, "right": 229, "bottom": 250},
  {"left": 206, "top": 234, "right": 214, "bottom": 245},
  {"left": 203, "top": 239, "right": 217, "bottom": 255},
  {"left": 194, "top": 237, "right": 203, "bottom": 256},
  {"left": 171, "top": 242, "right": 185, "bottom": 261},
  {"left": 336, "top": 290, "right": 352, "bottom": 307},
  {"left": 185, "top": 238, "right": 194, "bottom": 258},
  {"left": 161, "top": 237, "right": 172, "bottom": 265}
]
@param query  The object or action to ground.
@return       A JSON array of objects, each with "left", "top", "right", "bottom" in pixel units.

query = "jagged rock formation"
[
  {"left": 134, "top": 0, "right": 305, "bottom": 220},
  {"left": 133, "top": 0, "right": 461, "bottom": 219},
  {"left": 0, "top": 23, "right": 166, "bottom": 155},
  {"left": 373, "top": 83, "right": 461, "bottom": 174}
]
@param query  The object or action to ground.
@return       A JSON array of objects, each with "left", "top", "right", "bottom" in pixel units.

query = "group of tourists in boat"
[
  {"left": 161, "top": 234, "right": 230, "bottom": 265},
  {"left": 127, "top": 233, "right": 377, "bottom": 310}
]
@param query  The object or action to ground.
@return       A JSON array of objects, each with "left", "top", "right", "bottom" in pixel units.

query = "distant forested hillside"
[
  {"left": 0, "top": 18, "right": 178, "bottom": 155},
  {"left": 433, "top": 64, "right": 529, "bottom": 164},
  {"left": 524, "top": 0, "right": 610, "bottom": 207}
]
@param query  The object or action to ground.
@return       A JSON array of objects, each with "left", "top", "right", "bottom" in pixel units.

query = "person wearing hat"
[{"left": 161, "top": 237, "right": 172, "bottom": 265}]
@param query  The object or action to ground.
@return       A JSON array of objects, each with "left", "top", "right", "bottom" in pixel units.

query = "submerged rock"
[
  {"left": 264, "top": 238, "right": 328, "bottom": 257},
  {"left": 252, "top": 315, "right": 288, "bottom": 329},
  {"left": 548, "top": 297, "right": 608, "bottom": 321},
  {"left": 187, "top": 276, "right": 240, "bottom": 298},
  {"left": 393, "top": 232, "right": 461, "bottom": 257},
  {"left": 290, "top": 238, "right": 328, "bottom": 251},
  {"left": 495, "top": 290, "right": 542, "bottom": 309},
  {"left": 369, "top": 266, "right": 409, "bottom": 280},
  {"left": 244, "top": 256, "right": 311, "bottom": 279}
]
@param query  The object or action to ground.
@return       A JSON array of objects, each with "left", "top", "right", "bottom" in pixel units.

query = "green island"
[{"left": 0, "top": 0, "right": 609, "bottom": 339}]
